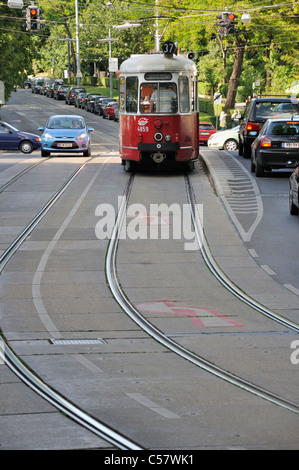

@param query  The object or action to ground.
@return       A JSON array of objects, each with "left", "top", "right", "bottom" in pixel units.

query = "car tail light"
[
  {"left": 175, "top": 133, "right": 179, "bottom": 142},
  {"left": 247, "top": 122, "right": 260, "bottom": 132},
  {"left": 260, "top": 137, "right": 272, "bottom": 148},
  {"left": 139, "top": 134, "right": 143, "bottom": 143}
]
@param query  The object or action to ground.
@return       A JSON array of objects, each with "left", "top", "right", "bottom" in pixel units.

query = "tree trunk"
[
  {"left": 224, "top": 37, "right": 246, "bottom": 111},
  {"left": 63, "top": 20, "right": 76, "bottom": 76}
]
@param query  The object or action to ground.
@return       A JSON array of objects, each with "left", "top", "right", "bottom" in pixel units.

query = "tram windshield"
[{"left": 140, "top": 83, "right": 178, "bottom": 113}]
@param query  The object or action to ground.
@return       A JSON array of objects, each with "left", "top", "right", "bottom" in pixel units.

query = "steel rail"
[
  {"left": 0, "top": 159, "right": 143, "bottom": 450},
  {"left": 0, "top": 157, "right": 51, "bottom": 194},
  {"left": 0, "top": 338, "right": 142, "bottom": 450},
  {"left": 185, "top": 174, "right": 299, "bottom": 334},
  {"left": 0, "top": 158, "right": 92, "bottom": 273},
  {"left": 105, "top": 173, "right": 299, "bottom": 415}
]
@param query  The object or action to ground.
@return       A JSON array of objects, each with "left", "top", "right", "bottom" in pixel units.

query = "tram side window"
[
  {"left": 179, "top": 77, "right": 190, "bottom": 113},
  {"left": 126, "top": 76, "right": 138, "bottom": 113},
  {"left": 140, "top": 83, "right": 178, "bottom": 113},
  {"left": 119, "top": 76, "right": 125, "bottom": 113}
]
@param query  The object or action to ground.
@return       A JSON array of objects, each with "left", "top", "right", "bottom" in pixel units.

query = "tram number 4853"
[{"left": 162, "top": 41, "right": 178, "bottom": 55}]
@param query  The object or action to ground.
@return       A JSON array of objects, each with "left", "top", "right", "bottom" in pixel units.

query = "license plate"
[
  {"left": 58, "top": 142, "right": 73, "bottom": 148},
  {"left": 282, "top": 142, "right": 299, "bottom": 148},
  {"left": 200, "top": 132, "right": 209, "bottom": 135}
]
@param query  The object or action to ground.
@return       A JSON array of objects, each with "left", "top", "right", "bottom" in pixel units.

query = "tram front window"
[{"left": 140, "top": 83, "right": 178, "bottom": 113}]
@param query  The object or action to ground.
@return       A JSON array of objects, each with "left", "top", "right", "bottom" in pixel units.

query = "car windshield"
[
  {"left": 268, "top": 121, "right": 299, "bottom": 135},
  {"left": 200, "top": 124, "right": 214, "bottom": 130},
  {"left": 47, "top": 117, "right": 85, "bottom": 129},
  {"left": 255, "top": 102, "right": 299, "bottom": 119}
]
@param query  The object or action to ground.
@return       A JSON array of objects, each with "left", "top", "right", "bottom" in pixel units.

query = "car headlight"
[
  {"left": 76, "top": 133, "right": 87, "bottom": 140},
  {"left": 44, "top": 132, "right": 54, "bottom": 139}
]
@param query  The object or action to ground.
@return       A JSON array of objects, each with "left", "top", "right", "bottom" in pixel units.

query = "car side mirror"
[
  {"left": 38, "top": 127, "right": 44, "bottom": 131},
  {"left": 88, "top": 128, "right": 94, "bottom": 133}
]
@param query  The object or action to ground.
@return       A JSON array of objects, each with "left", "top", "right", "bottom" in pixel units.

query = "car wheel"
[
  {"left": 41, "top": 149, "right": 50, "bottom": 157},
  {"left": 250, "top": 156, "right": 256, "bottom": 173},
  {"left": 243, "top": 143, "right": 251, "bottom": 159},
  {"left": 289, "top": 186, "right": 299, "bottom": 215},
  {"left": 20, "top": 140, "right": 34, "bottom": 154},
  {"left": 238, "top": 140, "right": 243, "bottom": 156},
  {"left": 255, "top": 160, "right": 264, "bottom": 177},
  {"left": 83, "top": 146, "right": 91, "bottom": 157},
  {"left": 224, "top": 139, "right": 238, "bottom": 151}
]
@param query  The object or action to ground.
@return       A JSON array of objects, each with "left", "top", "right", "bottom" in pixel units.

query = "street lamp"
[
  {"left": 98, "top": 29, "right": 119, "bottom": 98},
  {"left": 75, "top": 0, "right": 82, "bottom": 85},
  {"left": 241, "top": 13, "right": 251, "bottom": 24}
]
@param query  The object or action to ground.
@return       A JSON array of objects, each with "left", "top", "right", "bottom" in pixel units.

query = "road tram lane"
[
  {"left": 0, "top": 156, "right": 298, "bottom": 449},
  {"left": 1, "top": 87, "right": 299, "bottom": 448},
  {"left": 115, "top": 166, "right": 299, "bottom": 411}
]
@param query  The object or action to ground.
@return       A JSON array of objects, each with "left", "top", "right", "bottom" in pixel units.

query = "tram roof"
[{"left": 119, "top": 53, "right": 197, "bottom": 75}]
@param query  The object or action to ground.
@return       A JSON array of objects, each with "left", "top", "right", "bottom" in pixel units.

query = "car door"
[{"left": 0, "top": 123, "right": 20, "bottom": 149}]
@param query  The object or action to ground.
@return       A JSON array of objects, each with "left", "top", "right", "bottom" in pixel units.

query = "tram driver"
[{"left": 149, "top": 84, "right": 177, "bottom": 113}]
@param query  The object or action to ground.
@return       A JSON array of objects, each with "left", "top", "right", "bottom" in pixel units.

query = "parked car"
[
  {"left": 86, "top": 95, "right": 106, "bottom": 113},
  {"left": 32, "top": 79, "right": 45, "bottom": 94},
  {"left": 239, "top": 96, "right": 299, "bottom": 158},
  {"left": 65, "top": 86, "right": 86, "bottom": 105},
  {"left": 40, "top": 80, "right": 54, "bottom": 96},
  {"left": 251, "top": 118, "right": 299, "bottom": 177},
  {"left": 103, "top": 101, "right": 119, "bottom": 120},
  {"left": 80, "top": 93, "right": 95, "bottom": 110},
  {"left": 38, "top": 115, "right": 93, "bottom": 157},
  {"left": 53, "top": 85, "right": 71, "bottom": 100},
  {"left": 199, "top": 121, "right": 216, "bottom": 144},
  {"left": 74, "top": 92, "right": 86, "bottom": 108},
  {"left": 289, "top": 166, "right": 299, "bottom": 215},
  {"left": 24, "top": 79, "right": 33, "bottom": 89},
  {"left": 94, "top": 97, "right": 117, "bottom": 115},
  {"left": 46, "top": 80, "right": 64, "bottom": 98},
  {"left": 0, "top": 121, "right": 41, "bottom": 153},
  {"left": 208, "top": 126, "right": 239, "bottom": 151},
  {"left": 114, "top": 103, "right": 119, "bottom": 121}
]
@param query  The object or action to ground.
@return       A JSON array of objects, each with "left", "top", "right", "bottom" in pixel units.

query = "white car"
[{"left": 208, "top": 126, "right": 240, "bottom": 151}]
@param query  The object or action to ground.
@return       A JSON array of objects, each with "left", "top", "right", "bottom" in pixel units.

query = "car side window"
[{"left": 0, "top": 125, "right": 9, "bottom": 134}]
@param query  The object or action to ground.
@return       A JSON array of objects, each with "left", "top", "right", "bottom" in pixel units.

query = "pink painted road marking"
[
  {"left": 126, "top": 211, "right": 170, "bottom": 226},
  {"left": 137, "top": 299, "right": 245, "bottom": 328}
]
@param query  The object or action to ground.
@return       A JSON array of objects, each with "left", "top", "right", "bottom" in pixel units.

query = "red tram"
[{"left": 118, "top": 43, "right": 199, "bottom": 171}]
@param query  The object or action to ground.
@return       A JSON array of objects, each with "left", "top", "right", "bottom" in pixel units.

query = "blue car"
[
  {"left": 39, "top": 115, "right": 93, "bottom": 157},
  {"left": 0, "top": 121, "right": 41, "bottom": 153}
]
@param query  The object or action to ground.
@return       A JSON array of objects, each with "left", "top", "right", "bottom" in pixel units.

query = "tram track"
[
  {"left": 106, "top": 172, "right": 299, "bottom": 415},
  {"left": 0, "top": 163, "right": 298, "bottom": 450},
  {"left": 0, "top": 155, "right": 51, "bottom": 193},
  {"left": 1, "top": 90, "right": 298, "bottom": 449},
  {"left": 0, "top": 156, "right": 93, "bottom": 272},
  {"left": 0, "top": 153, "right": 144, "bottom": 450}
]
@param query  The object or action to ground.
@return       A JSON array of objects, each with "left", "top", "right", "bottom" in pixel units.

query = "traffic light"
[
  {"left": 216, "top": 11, "right": 238, "bottom": 36},
  {"left": 227, "top": 13, "right": 238, "bottom": 35},
  {"left": 26, "top": 5, "right": 42, "bottom": 31}
]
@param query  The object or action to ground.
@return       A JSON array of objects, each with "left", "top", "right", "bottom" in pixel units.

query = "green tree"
[{"left": 0, "top": 4, "right": 36, "bottom": 101}]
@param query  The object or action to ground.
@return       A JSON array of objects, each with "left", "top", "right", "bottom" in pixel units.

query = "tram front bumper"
[{"left": 138, "top": 142, "right": 180, "bottom": 152}]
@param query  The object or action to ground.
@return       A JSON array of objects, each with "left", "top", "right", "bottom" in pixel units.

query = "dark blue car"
[{"left": 0, "top": 121, "right": 41, "bottom": 153}]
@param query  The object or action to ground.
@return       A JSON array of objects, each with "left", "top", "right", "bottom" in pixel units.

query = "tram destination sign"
[{"left": 145, "top": 72, "right": 172, "bottom": 81}]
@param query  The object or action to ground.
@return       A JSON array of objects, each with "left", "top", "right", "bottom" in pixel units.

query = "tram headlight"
[
  {"left": 154, "top": 132, "right": 163, "bottom": 142},
  {"left": 165, "top": 134, "right": 171, "bottom": 142}
]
